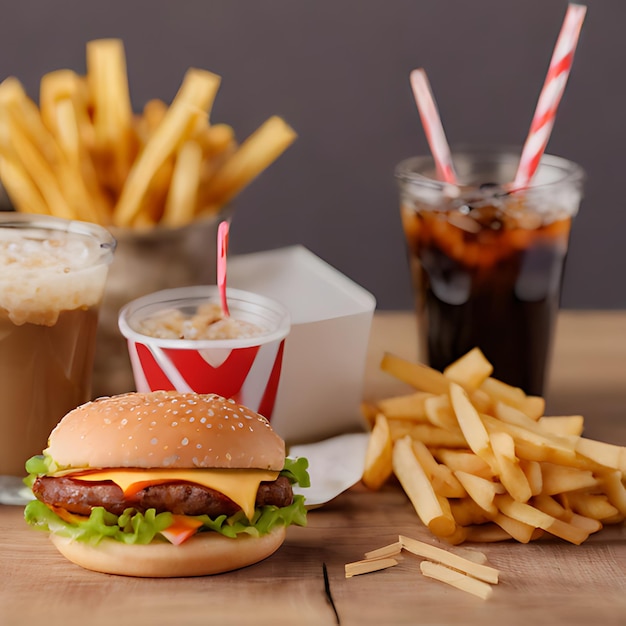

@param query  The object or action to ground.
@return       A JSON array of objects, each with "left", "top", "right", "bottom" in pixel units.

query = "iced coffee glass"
[
  {"left": 396, "top": 148, "right": 584, "bottom": 396},
  {"left": 0, "top": 213, "right": 115, "bottom": 502}
]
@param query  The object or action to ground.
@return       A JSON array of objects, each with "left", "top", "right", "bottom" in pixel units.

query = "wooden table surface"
[{"left": 2, "top": 310, "right": 626, "bottom": 626}]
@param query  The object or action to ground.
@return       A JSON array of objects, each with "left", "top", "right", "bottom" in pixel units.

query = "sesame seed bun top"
[{"left": 45, "top": 391, "right": 285, "bottom": 471}]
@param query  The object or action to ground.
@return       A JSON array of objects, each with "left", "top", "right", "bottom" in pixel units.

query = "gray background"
[{"left": 0, "top": 0, "right": 622, "bottom": 310}]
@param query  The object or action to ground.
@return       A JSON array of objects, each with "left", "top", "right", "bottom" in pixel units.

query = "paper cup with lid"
[{"left": 118, "top": 286, "right": 291, "bottom": 419}]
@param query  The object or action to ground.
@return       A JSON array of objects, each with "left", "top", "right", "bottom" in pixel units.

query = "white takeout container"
[{"left": 228, "top": 245, "right": 376, "bottom": 444}]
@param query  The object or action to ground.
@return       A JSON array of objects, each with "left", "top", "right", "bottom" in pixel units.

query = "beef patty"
[{"left": 32, "top": 474, "right": 293, "bottom": 518}]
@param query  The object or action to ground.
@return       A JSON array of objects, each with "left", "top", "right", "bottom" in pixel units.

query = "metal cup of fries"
[{"left": 0, "top": 38, "right": 297, "bottom": 397}]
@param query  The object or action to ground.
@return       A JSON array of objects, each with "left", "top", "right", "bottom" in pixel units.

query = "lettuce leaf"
[
  {"left": 281, "top": 456, "right": 310, "bottom": 488},
  {"left": 24, "top": 495, "right": 307, "bottom": 546}
]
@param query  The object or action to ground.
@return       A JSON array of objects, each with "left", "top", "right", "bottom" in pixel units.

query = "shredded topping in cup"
[{"left": 136, "top": 302, "right": 265, "bottom": 340}]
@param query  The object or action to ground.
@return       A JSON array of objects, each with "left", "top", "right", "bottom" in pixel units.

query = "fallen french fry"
[
  {"left": 399, "top": 535, "right": 499, "bottom": 584},
  {"left": 345, "top": 557, "right": 398, "bottom": 578},
  {"left": 363, "top": 541, "right": 403, "bottom": 560},
  {"left": 420, "top": 561, "right": 494, "bottom": 599}
]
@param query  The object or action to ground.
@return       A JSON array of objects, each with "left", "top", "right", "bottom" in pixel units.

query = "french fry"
[
  {"left": 566, "top": 493, "right": 619, "bottom": 521},
  {"left": 201, "top": 116, "right": 296, "bottom": 210},
  {"left": 449, "top": 383, "right": 493, "bottom": 465},
  {"left": 453, "top": 470, "right": 502, "bottom": 516},
  {"left": 572, "top": 436, "right": 626, "bottom": 472},
  {"left": 491, "top": 512, "right": 536, "bottom": 544},
  {"left": 538, "top": 415, "right": 585, "bottom": 437},
  {"left": 540, "top": 462, "right": 597, "bottom": 496},
  {"left": 363, "top": 541, "right": 403, "bottom": 560},
  {"left": 136, "top": 99, "right": 168, "bottom": 145},
  {"left": 40, "top": 69, "right": 93, "bottom": 147},
  {"left": 495, "top": 495, "right": 589, "bottom": 545},
  {"left": 162, "top": 140, "right": 203, "bottom": 227},
  {"left": 412, "top": 440, "right": 465, "bottom": 498},
  {"left": 480, "top": 377, "right": 544, "bottom": 420},
  {"left": 424, "top": 394, "right": 458, "bottom": 430},
  {"left": 362, "top": 414, "right": 394, "bottom": 491},
  {"left": 345, "top": 558, "right": 398, "bottom": 578},
  {"left": 86, "top": 39, "right": 136, "bottom": 190},
  {"left": 490, "top": 431, "right": 532, "bottom": 503},
  {"left": 443, "top": 347, "right": 493, "bottom": 390},
  {"left": 419, "top": 561, "right": 494, "bottom": 599},
  {"left": 1, "top": 112, "right": 74, "bottom": 219},
  {"left": 399, "top": 535, "right": 499, "bottom": 584},
  {"left": 481, "top": 414, "right": 576, "bottom": 464},
  {"left": 532, "top": 494, "right": 573, "bottom": 521},
  {"left": 435, "top": 448, "right": 495, "bottom": 480},
  {"left": 520, "top": 459, "right": 543, "bottom": 496},
  {"left": 388, "top": 421, "right": 467, "bottom": 448},
  {"left": 194, "top": 122, "right": 236, "bottom": 156},
  {"left": 376, "top": 391, "right": 433, "bottom": 421},
  {"left": 392, "top": 436, "right": 456, "bottom": 537},
  {"left": 381, "top": 352, "right": 450, "bottom": 395},
  {"left": 113, "top": 68, "right": 221, "bottom": 226},
  {"left": 601, "top": 470, "right": 626, "bottom": 516},
  {"left": 0, "top": 155, "right": 49, "bottom": 215},
  {"left": 449, "top": 498, "right": 491, "bottom": 526}
]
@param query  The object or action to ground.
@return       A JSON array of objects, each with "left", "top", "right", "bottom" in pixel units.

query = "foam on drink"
[{"left": 0, "top": 227, "right": 110, "bottom": 326}]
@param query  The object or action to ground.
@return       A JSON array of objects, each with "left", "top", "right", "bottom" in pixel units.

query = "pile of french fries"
[
  {"left": 0, "top": 39, "right": 296, "bottom": 228},
  {"left": 362, "top": 348, "right": 626, "bottom": 545}
]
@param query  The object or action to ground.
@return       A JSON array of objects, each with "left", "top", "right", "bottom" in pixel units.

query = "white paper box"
[{"left": 228, "top": 246, "right": 376, "bottom": 444}]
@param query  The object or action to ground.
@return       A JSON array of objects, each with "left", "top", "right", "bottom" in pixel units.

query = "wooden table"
[{"left": 2, "top": 311, "right": 626, "bottom": 626}]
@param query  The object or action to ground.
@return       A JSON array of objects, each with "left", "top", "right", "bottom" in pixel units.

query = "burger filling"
[
  {"left": 24, "top": 456, "right": 309, "bottom": 546},
  {"left": 31, "top": 475, "right": 293, "bottom": 517}
]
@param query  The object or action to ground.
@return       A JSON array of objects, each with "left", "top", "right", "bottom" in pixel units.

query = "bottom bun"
[{"left": 50, "top": 526, "right": 287, "bottom": 577}]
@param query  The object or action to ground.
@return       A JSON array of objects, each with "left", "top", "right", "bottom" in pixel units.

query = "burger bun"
[{"left": 50, "top": 525, "right": 287, "bottom": 577}]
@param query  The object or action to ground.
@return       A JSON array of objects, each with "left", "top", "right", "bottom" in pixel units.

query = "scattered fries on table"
[
  {"left": 0, "top": 39, "right": 297, "bottom": 228},
  {"left": 346, "top": 534, "right": 500, "bottom": 600},
  {"left": 362, "top": 347, "right": 626, "bottom": 545}
]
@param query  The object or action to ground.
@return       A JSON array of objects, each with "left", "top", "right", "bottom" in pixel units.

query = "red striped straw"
[
  {"left": 513, "top": 3, "right": 587, "bottom": 189},
  {"left": 217, "top": 220, "right": 230, "bottom": 318},
  {"left": 410, "top": 68, "right": 458, "bottom": 184}
]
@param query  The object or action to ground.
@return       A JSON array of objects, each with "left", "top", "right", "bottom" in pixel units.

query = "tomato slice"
[{"left": 160, "top": 515, "right": 204, "bottom": 545}]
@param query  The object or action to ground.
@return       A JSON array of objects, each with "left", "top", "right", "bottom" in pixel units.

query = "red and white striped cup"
[{"left": 118, "top": 286, "right": 291, "bottom": 420}]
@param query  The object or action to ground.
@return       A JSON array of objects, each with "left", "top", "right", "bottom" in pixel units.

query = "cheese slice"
[{"left": 58, "top": 468, "right": 279, "bottom": 521}]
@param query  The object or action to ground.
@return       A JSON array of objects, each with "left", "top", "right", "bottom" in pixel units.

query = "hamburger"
[{"left": 23, "top": 391, "right": 309, "bottom": 577}]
